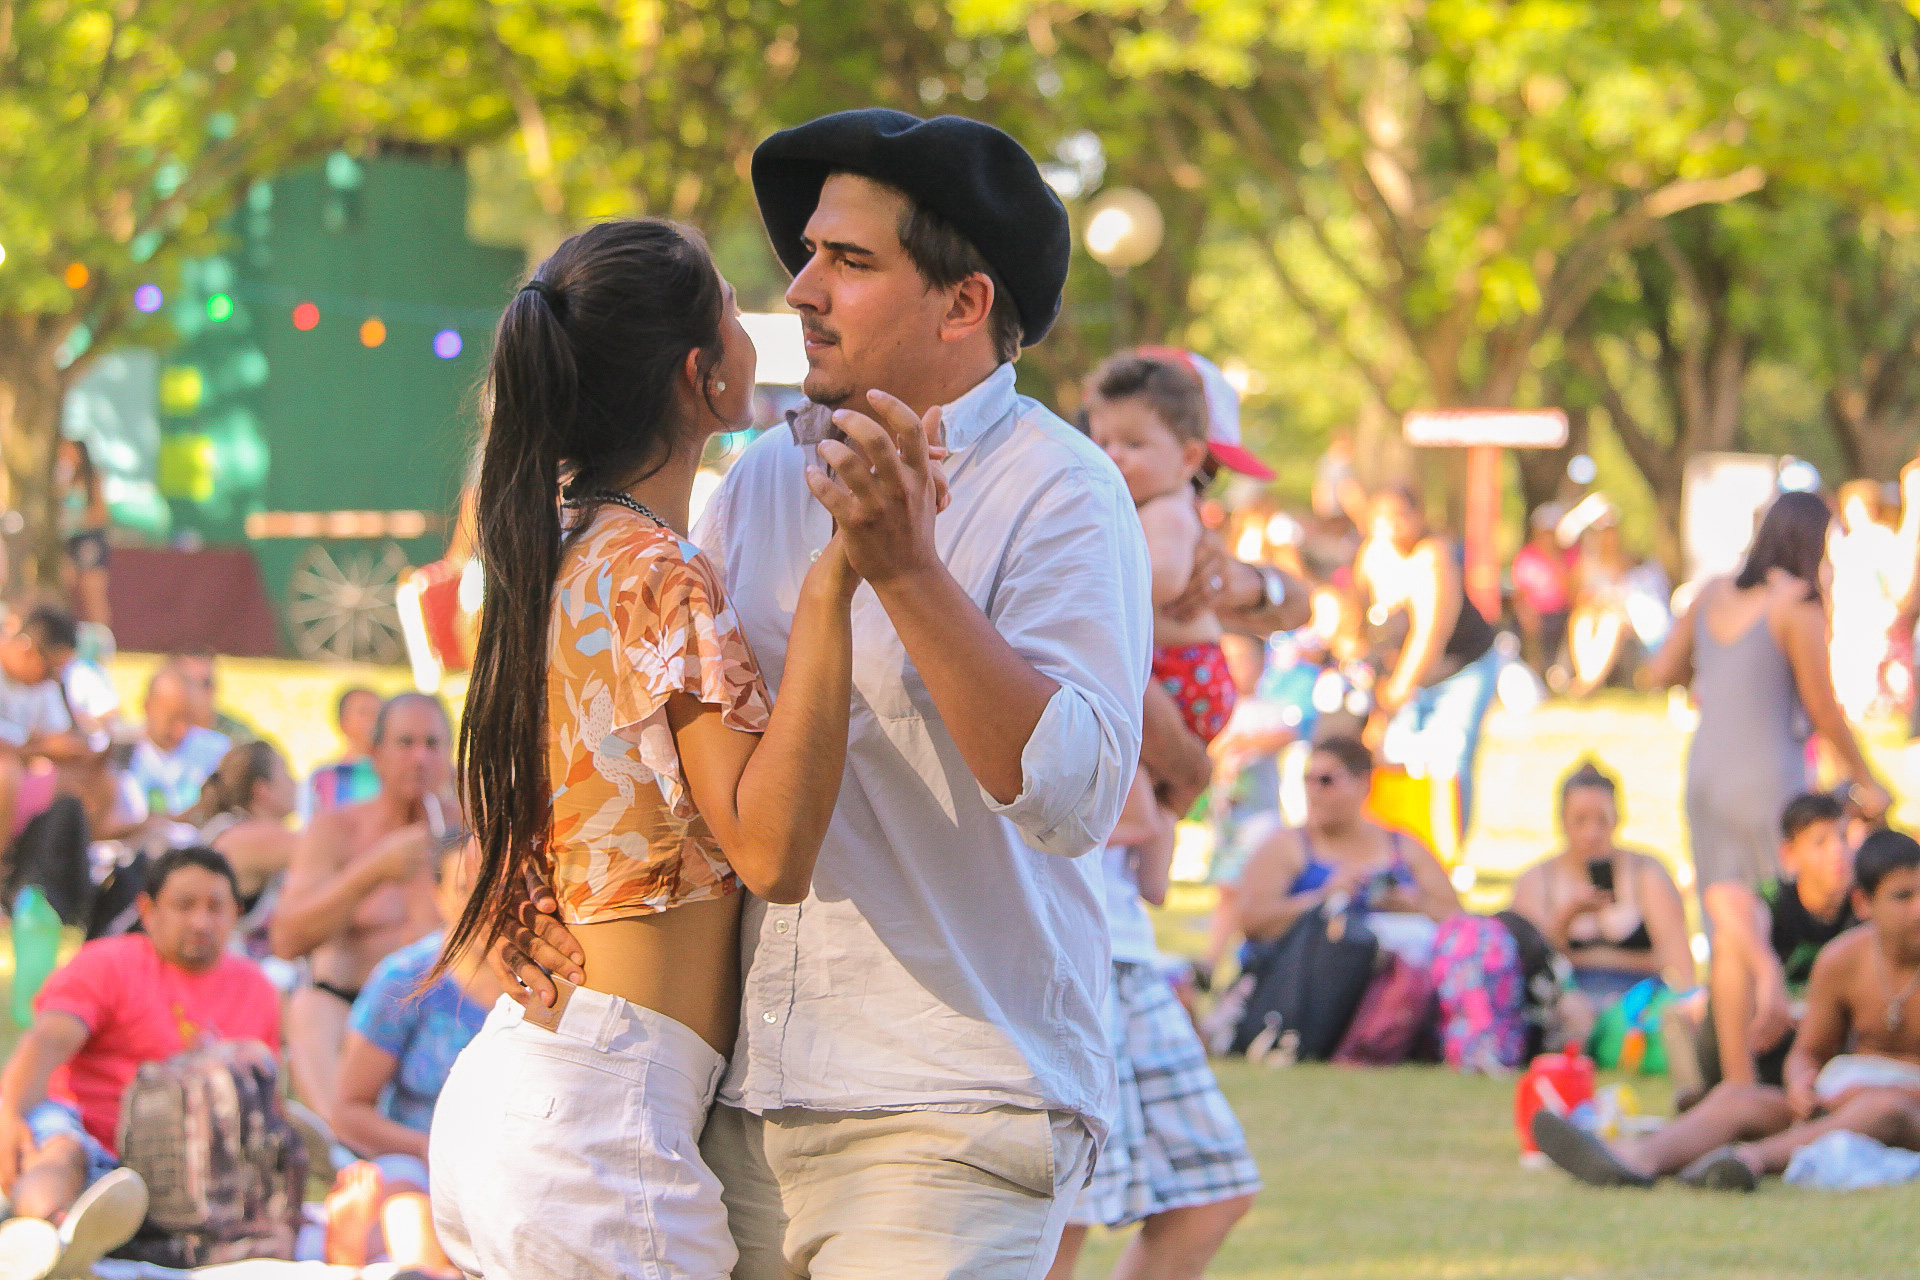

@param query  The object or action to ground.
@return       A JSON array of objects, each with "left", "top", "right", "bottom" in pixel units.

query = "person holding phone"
[{"left": 1511, "top": 761, "right": 1696, "bottom": 1043}]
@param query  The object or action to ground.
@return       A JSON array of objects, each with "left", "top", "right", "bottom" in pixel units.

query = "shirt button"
[
  {"left": 762, "top": 1011, "right": 779, "bottom": 1024},
  {"left": 774, "top": 919, "right": 791, "bottom": 934}
]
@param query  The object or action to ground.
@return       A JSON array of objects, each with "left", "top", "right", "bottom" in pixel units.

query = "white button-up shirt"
[{"left": 692, "top": 363, "right": 1151, "bottom": 1138}]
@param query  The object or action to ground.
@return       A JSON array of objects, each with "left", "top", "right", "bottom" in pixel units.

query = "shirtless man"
[
  {"left": 271, "top": 693, "right": 454, "bottom": 1108},
  {"left": 1534, "top": 827, "right": 1920, "bottom": 1191}
]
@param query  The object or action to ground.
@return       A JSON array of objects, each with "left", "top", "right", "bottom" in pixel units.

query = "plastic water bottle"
[{"left": 11, "top": 888, "right": 61, "bottom": 1028}]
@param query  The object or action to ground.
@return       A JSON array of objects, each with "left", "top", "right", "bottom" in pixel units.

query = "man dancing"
[{"left": 506, "top": 109, "right": 1151, "bottom": 1279}]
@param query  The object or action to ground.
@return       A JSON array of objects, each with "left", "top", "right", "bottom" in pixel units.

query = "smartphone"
[{"left": 1587, "top": 860, "right": 1615, "bottom": 895}]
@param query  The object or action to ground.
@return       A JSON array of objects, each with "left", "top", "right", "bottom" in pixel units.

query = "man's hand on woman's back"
[{"left": 485, "top": 867, "right": 584, "bottom": 1009}]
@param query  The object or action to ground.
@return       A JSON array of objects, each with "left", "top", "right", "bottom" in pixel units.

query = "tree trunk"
[
  {"left": 1514, "top": 404, "right": 1590, "bottom": 516},
  {"left": 0, "top": 316, "right": 72, "bottom": 601}
]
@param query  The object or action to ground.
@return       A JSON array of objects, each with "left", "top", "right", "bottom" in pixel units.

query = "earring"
[{"left": 715, "top": 381, "right": 728, "bottom": 392}]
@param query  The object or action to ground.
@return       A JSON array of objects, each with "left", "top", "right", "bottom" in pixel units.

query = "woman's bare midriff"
[{"left": 569, "top": 893, "right": 743, "bottom": 1057}]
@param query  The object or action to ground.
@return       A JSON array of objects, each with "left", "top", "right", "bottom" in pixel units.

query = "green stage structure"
[{"left": 71, "top": 151, "right": 523, "bottom": 662}]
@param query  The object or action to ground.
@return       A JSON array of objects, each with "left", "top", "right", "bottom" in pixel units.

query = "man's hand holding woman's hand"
[{"left": 805, "top": 391, "right": 950, "bottom": 588}]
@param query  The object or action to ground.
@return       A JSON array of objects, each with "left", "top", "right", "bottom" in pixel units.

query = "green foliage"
[
  {"left": 0, "top": 0, "right": 449, "bottom": 586},
  {"left": 13, "top": 0, "right": 1920, "bottom": 580},
  {"left": 955, "top": 0, "right": 1920, "bottom": 541},
  {"left": 0, "top": 0, "right": 472, "bottom": 344}
]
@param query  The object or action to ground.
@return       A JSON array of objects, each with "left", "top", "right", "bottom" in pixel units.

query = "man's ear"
[
  {"left": 1182, "top": 439, "right": 1210, "bottom": 474},
  {"left": 938, "top": 274, "right": 995, "bottom": 344}
]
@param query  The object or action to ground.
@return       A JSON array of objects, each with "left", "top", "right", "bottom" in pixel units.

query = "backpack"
[
  {"left": 1429, "top": 913, "right": 1528, "bottom": 1071},
  {"left": 113, "top": 1040, "right": 307, "bottom": 1268},
  {"left": 85, "top": 846, "right": 150, "bottom": 941},
  {"left": 1228, "top": 905, "right": 1378, "bottom": 1061},
  {"left": 1496, "top": 909, "right": 1565, "bottom": 1059},
  {"left": 1333, "top": 951, "right": 1437, "bottom": 1066},
  {"left": 5, "top": 795, "right": 92, "bottom": 926}
]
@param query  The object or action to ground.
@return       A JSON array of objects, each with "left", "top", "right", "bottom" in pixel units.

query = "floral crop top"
[{"left": 545, "top": 509, "right": 772, "bottom": 923}]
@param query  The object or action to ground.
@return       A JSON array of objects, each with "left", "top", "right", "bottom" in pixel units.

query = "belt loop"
[{"left": 594, "top": 987, "right": 621, "bottom": 1052}]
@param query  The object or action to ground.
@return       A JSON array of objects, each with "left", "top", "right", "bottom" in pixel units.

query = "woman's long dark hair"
[
  {"left": 444, "top": 219, "right": 727, "bottom": 970},
  {"left": 1734, "top": 490, "right": 1831, "bottom": 602}
]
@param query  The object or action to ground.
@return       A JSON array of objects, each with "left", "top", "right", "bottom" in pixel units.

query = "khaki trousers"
[{"left": 701, "top": 1103, "right": 1093, "bottom": 1280}]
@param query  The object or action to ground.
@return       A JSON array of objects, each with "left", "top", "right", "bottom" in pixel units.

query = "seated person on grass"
[
  {"left": 127, "top": 667, "right": 230, "bottom": 820},
  {"left": 0, "top": 607, "right": 87, "bottom": 845},
  {"left": 1510, "top": 761, "right": 1695, "bottom": 1046},
  {"left": 1236, "top": 735, "right": 1460, "bottom": 946},
  {"left": 1533, "top": 828, "right": 1920, "bottom": 1191},
  {"left": 303, "top": 686, "right": 383, "bottom": 821},
  {"left": 188, "top": 740, "right": 302, "bottom": 956},
  {"left": 271, "top": 693, "right": 453, "bottom": 1111},
  {"left": 323, "top": 836, "right": 497, "bottom": 1279},
  {"left": 1694, "top": 791, "right": 1858, "bottom": 1092},
  {"left": 166, "top": 650, "right": 260, "bottom": 746},
  {"left": 0, "top": 847, "right": 280, "bottom": 1278}
]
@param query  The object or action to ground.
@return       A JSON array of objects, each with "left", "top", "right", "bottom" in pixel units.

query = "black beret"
[{"left": 752, "top": 109, "right": 1071, "bottom": 346}]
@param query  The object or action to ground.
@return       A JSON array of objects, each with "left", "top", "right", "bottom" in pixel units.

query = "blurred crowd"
[
  {"left": 3, "top": 344, "right": 1920, "bottom": 1278},
  {"left": 0, "top": 618, "right": 475, "bottom": 1276}
]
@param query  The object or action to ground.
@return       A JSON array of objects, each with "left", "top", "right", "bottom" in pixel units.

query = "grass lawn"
[
  {"left": 1074, "top": 1062, "right": 1920, "bottom": 1280},
  {"left": 87, "top": 657, "right": 1920, "bottom": 1275}
]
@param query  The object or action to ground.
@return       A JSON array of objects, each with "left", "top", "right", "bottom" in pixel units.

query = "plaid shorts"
[{"left": 1073, "top": 960, "right": 1262, "bottom": 1228}]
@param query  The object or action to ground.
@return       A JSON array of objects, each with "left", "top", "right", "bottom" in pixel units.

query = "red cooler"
[{"left": 1515, "top": 1050, "right": 1595, "bottom": 1155}]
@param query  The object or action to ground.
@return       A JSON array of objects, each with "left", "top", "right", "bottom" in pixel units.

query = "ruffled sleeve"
[{"left": 609, "top": 536, "right": 772, "bottom": 784}]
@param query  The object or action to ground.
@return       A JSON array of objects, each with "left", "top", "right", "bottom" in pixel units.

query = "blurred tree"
[
  {"left": 958, "top": 0, "right": 1920, "bottom": 511},
  {"left": 0, "top": 0, "right": 472, "bottom": 594},
  {"left": 428, "top": 0, "right": 1196, "bottom": 407},
  {"left": 1809, "top": 208, "right": 1920, "bottom": 481}
]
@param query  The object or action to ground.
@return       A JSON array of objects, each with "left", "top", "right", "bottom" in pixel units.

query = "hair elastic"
[{"left": 519, "top": 280, "right": 564, "bottom": 313}]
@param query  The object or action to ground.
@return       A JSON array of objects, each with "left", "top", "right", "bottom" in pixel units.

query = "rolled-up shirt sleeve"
[{"left": 982, "top": 463, "right": 1151, "bottom": 857}]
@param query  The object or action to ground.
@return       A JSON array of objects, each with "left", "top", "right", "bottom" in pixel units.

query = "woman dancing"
[{"left": 427, "top": 219, "right": 862, "bottom": 1279}]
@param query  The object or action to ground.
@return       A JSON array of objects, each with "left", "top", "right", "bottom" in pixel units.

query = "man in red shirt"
[{"left": 0, "top": 846, "right": 279, "bottom": 1278}]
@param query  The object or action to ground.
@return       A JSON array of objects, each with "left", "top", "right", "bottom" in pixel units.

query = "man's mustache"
[{"left": 802, "top": 322, "right": 840, "bottom": 345}]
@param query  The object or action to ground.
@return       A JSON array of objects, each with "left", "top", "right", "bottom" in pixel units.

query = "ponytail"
[
  {"left": 187, "top": 740, "right": 283, "bottom": 827},
  {"left": 445, "top": 219, "right": 727, "bottom": 971},
  {"left": 445, "top": 285, "right": 575, "bottom": 971}
]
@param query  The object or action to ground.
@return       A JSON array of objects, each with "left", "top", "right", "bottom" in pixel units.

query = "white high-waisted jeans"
[{"left": 430, "top": 989, "right": 732, "bottom": 1280}]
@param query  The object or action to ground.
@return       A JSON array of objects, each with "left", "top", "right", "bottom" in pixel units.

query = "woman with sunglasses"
[{"left": 1235, "top": 735, "right": 1458, "bottom": 947}]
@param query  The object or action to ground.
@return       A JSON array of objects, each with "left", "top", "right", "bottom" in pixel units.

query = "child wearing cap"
[
  {"left": 1087, "top": 349, "right": 1273, "bottom": 744},
  {"left": 1087, "top": 349, "right": 1275, "bottom": 868}
]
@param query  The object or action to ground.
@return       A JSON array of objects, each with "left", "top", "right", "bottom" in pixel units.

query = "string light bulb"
[
  {"left": 433, "top": 329, "right": 463, "bottom": 359},
  {"left": 360, "top": 318, "right": 386, "bottom": 348},
  {"left": 293, "top": 302, "right": 320, "bottom": 331},
  {"left": 65, "top": 263, "right": 89, "bottom": 289},
  {"left": 207, "top": 294, "right": 234, "bottom": 322},
  {"left": 134, "top": 284, "right": 164, "bottom": 313}
]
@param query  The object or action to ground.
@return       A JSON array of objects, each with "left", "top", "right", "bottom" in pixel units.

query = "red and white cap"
[{"left": 1139, "top": 346, "right": 1276, "bottom": 480}]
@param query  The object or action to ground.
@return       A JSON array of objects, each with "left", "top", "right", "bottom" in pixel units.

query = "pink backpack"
[
  {"left": 1429, "top": 914, "right": 1527, "bottom": 1071},
  {"left": 1332, "top": 952, "right": 1436, "bottom": 1066}
]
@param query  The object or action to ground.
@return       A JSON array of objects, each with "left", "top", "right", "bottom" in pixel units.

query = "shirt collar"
[{"left": 786, "top": 363, "right": 1019, "bottom": 452}]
